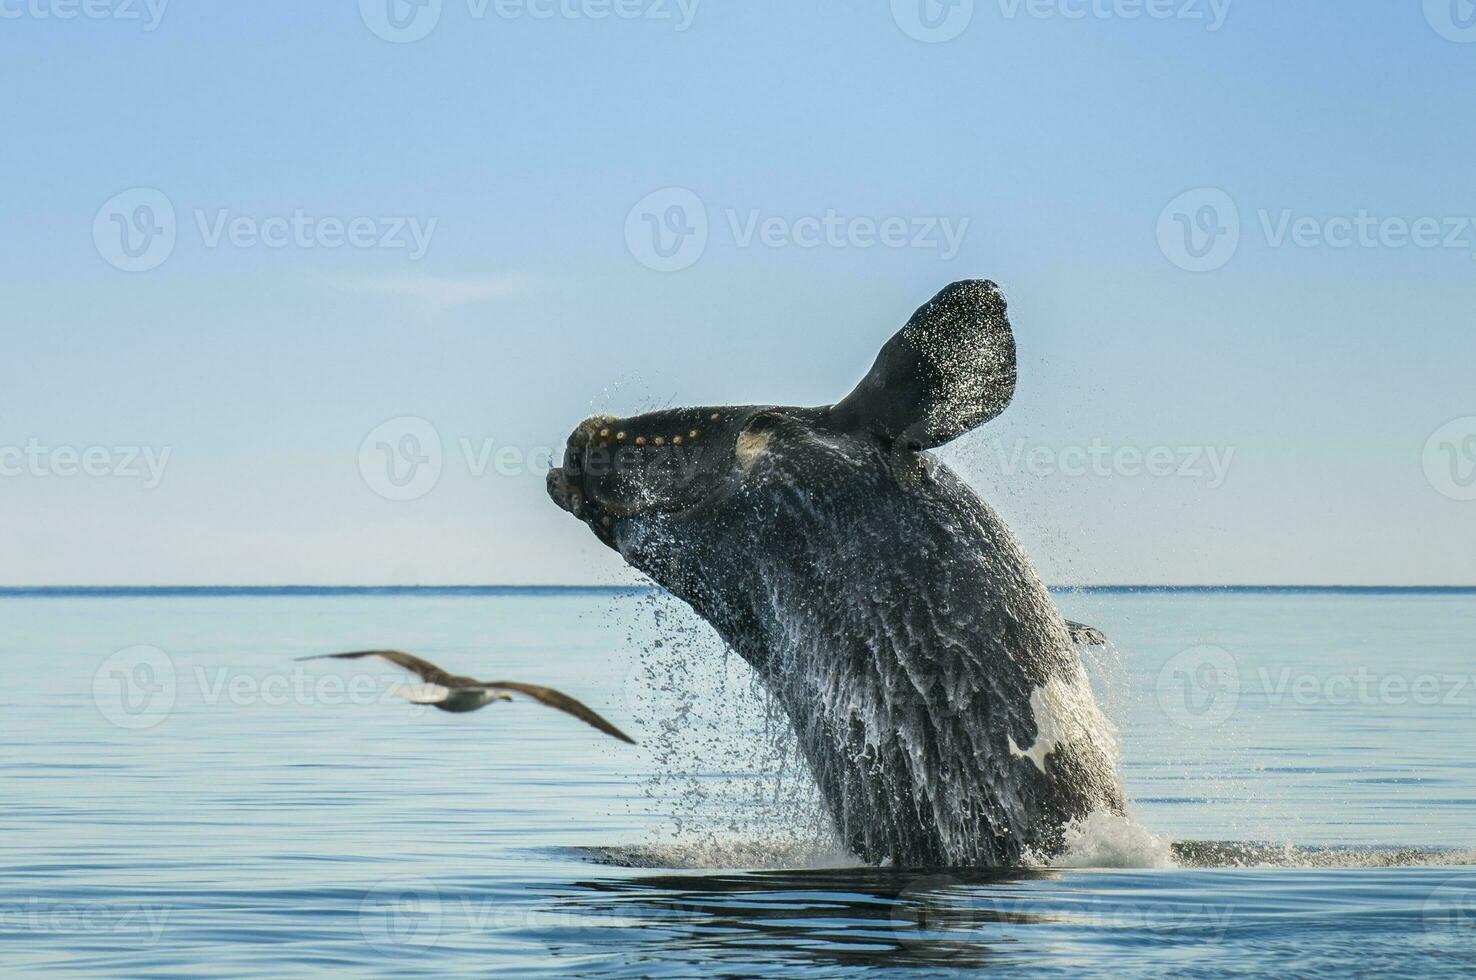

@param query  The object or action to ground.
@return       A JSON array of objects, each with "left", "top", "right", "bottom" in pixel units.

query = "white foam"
[
  {"left": 1171, "top": 841, "right": 1476, "bottom": 869},
  {"left": 1031, "top": 811, "right": 1179, "bottom": 870}
]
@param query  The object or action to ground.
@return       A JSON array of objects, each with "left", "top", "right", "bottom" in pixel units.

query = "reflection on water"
[
  {"left": 554, "top": 866, "right": 1050, "bottom": 972},
  {"left": 534, "top": 861, "right": 1476, "bottom": 977}
]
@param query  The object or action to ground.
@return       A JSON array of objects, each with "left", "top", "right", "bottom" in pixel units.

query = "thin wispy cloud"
[{"left": 335, "top": 273, "right": 528, "bottom": 315}]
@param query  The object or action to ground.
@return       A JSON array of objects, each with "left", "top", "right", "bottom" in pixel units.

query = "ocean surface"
[{"left": 4, "top": 586, "right": 1476, "bottom": 977}]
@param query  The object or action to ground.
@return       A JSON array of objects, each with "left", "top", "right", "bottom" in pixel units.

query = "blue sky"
[{"left": 2, "top": 2, "right": 1474, "bottom": 585}]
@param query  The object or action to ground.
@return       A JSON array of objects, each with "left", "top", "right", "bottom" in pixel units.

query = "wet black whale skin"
[{"left": 549, "top": 281, "right": 1125, "bottom": 866}]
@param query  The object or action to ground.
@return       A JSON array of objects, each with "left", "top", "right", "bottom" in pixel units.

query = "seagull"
[{"left": 296, "top": 650, "right": 636, "bottom": 744}]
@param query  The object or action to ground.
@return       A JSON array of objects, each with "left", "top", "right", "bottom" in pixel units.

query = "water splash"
[
  {"left": 617, "top": 587, "right": 845, "bottom": 860},
  {"left": 610, "top": 581, "right": 1145, "bottom": 867},
  {"left": 1171, "top": 841, "right": 1476, "bottom": 869},
  {"left": 578, "top": 839, "right": 859, "bottom": 871},
  {"left": 1034, "top": 811, "right": 1178, "bottom": 869}
]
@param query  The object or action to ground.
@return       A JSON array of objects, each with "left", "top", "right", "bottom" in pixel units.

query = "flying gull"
[{"left": 296, "top": 650, "right": 635, "bottom": 744}]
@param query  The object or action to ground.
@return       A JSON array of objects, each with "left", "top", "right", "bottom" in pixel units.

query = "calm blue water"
[{"left": 4, "top": 587, "right": 1476, "bottom": 977}]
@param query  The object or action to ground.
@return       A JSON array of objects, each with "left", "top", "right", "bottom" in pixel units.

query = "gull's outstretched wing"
[
  {"left": 296, "top": 650, "right": 474, "bottom": 688},
  {"left": 479, "top": 681, "right": 636, "bottom": 745}
]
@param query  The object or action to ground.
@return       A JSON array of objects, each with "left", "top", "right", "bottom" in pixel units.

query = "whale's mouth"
[
  {"left": 548, "top": 410, "right": 752, "bottom": 544},
  {"left": 547, "top": 461, "right": 630, "bottom": 545}
]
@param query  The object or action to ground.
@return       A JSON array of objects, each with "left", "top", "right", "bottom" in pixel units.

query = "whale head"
[{"left": 547, "top": 280, "right": 1017, "bottom": 631}]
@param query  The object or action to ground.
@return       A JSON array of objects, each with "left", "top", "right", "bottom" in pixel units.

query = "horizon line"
[{"left": 1, "top": 584, "right": 1473, "bottom": 596}]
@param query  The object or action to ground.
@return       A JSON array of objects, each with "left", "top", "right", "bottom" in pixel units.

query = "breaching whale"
[{"left": 547, "top": 280, "right": 1126, "bottom": 866}]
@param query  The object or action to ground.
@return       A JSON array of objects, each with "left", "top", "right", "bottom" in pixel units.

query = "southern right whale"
[{"left": 548, "top": 280, "right": 1126, "bottom": 866}]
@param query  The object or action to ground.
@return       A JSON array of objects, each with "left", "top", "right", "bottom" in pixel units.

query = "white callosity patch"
[
  {"left": 735, "top": 429, "right": 771, "bottom": 471},
  {"left": 1007, "top": 666, "right": 1121, "bottom": 776}
]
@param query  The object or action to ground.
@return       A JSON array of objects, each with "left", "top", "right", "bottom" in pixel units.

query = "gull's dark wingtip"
[
  {"left": 573, "top": 711, "right": 639, "bottom": 746},
  {"left": 484, "top": 680, "right": 641, "bottom": 746}
]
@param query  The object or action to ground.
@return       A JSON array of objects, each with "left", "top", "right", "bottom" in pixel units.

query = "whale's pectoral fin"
[
  {"left": 825, "top": 280, "right": 1017, "bottom": 450},
  {"left": 1065, "top": 621, "right": 1108, "bottom": 646}
]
